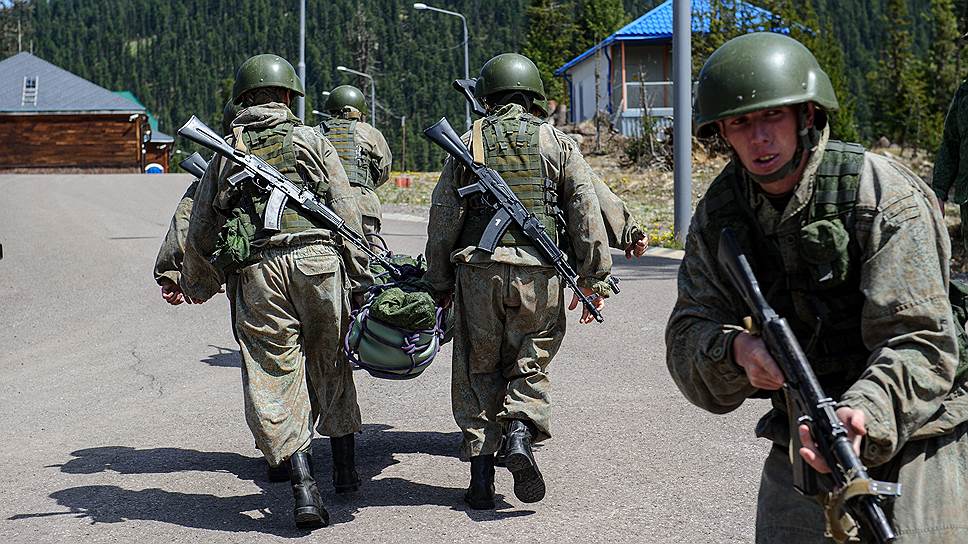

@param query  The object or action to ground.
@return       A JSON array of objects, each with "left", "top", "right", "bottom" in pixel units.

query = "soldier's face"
[{"left": 720, "top": 105, "right": 813, "bottom": 188}]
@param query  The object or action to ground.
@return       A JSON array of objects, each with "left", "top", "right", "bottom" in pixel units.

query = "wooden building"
[
  {"left": 555, "top": 0, "right": 778, "bottom": 137},
  {"left": 0, "top": 52, "right": 172, "bottom": 173}
]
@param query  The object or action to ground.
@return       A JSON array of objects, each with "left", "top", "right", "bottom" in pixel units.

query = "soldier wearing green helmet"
[
  {"left": 667, "top": 32, "right": 968, "bottom": 543},
  {"left": 180, "top": 53, "right": 372, "bottom": 530},
  {"left": 317, "top": 85, "right": 392, "bottom": 235},
  {"left": 425, "top": 52, "right": 617, "bottom": 510}
]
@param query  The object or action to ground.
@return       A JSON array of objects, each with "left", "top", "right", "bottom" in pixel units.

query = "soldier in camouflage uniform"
[
  {"left": 155, "top": 100, "right": 241, "bottom": 305},
  {"left": 932, "top": 78, "right": 968, "bottom": 249},
  {"left": 424, "top": 53, "right": 615, "bottom": 509},
  {"left": 181, "top": 54, "right": 372, "bottom": 529},
  {"left": 533, "top": 99, "right": 648, "bottom": 259},
  {"left": 317, "top": 85, "right": 392, "bottom": 235},
  {"left": 665, "top": 33, "right": 968, "bottom": 543}
]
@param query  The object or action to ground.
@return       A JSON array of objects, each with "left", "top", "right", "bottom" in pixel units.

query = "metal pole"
[
  {"left": 297, "top": 0, "right": 306, "bottom": 120},
  {"left": 672, "top": 0, "right": 692, "bottom": 244},
  {"left": 401, "top": 115, "right": 407, "bottom": 171},
  {"left": 370, "top": 79, "right": 376, "bottom": 127},
  {"left": 462, "top": 16, "right": 470, "bottom": 130}
]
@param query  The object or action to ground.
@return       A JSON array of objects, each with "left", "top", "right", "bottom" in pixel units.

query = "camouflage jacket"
[
  {"left": 666, "top": 130, "right": 967, "bottom": 467},
  {"left": 181, "top": 103, "right": 372, "bottom": 301},
  {"left": 153, "top": 178, "right": 198, "bottom": 286},
  {"left": 933, "top": 79, "right": 968, "bottom": 204},
  {"left": 424, "top": 103, "right": 612, "bottom": 295},
  {"left": 319, "top": 115, "right": 392, "bottom": 223}
]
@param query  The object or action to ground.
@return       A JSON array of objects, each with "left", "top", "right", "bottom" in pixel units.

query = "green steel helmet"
[
  {"left": 221, "top": 99, "right": 242, "bottom": 134},
  {"left": 232, "top": 54, "right": 305, "bottom": 104},
  {"left": 693, "top": 32, "right": 839, "bottom": 137},
  {"left": 476, "top": 53, "right": 546, "bottom": 101},
  {"left": 324, "top": 85, "right": 368, "bottom": 115}
]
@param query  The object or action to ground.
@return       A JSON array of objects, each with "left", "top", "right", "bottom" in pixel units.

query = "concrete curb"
[{"left": 645, "top": 247, "right": 685, "bottom": 260}]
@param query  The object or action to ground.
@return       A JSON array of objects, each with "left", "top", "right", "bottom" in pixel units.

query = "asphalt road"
[{"left": 0, "top": 174, "right": 772, "bottom": 543}]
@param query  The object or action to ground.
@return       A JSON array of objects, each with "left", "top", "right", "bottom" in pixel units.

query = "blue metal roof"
[{"left": 556, "top": 0, "right": 780, "bottom": 75}]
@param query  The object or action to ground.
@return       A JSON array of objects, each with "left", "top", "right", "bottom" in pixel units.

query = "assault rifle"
[
  {"left": 423, "top": 116, "right": 618, "bottom": 323},
  {"left": 178, "top": 152, "right": 209, "bottom": 178},
  {"left": 177, "top": 115, "right": 400, "bottom": 276},
  {"left": 718, "top": 227, "right": 899, "bottom": 544},
  {"left": 452, "top": 78, "right": 488, "bottom": 117}
]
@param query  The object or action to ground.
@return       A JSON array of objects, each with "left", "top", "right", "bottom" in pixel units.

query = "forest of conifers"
[{"left": 1, "top": 0, "right": 966, "bottom": 170}]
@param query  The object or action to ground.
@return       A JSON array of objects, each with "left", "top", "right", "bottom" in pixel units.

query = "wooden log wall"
[
  {"left": 145, "top": 142, "right": 171, "bottom": 172},
  {"left": 0, "top": 113, "right": 147, "bottom": 170}
]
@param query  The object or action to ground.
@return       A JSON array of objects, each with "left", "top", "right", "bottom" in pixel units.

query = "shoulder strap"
[{"left": 472, "top": 118, "right": 485, "bottom": 164}]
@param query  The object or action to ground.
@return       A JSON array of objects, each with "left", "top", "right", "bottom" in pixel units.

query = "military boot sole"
[
  {"left": 504, "top": 451, "right": 545, "bottom": 503},
  {"left": 294, "top": 505, "right": 329, "bottom": 529}
]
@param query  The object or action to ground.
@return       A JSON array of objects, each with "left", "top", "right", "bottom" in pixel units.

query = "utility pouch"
[
  {"left": 799, "top": 219, "right": 850, "bottom": 288},
  {"left": 211, "top": 210, "right": 256, "bottom": 273}
]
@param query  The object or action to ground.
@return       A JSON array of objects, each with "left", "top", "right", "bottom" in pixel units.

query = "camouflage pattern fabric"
[
  {"left": 320, "top": 114, "right": 392, "bottom": 233},
  {"left": 666, "top": 128, "right": 968, "bottom": 538},
  {"left": 451, "top": 262, "right": 564, "bottom": 460},
  {"left": 594, "top": 178, "right": 645, "bottom": 251},
  {"left": 425, "top": 103, "right": 611, "bottom": 461},
  {"left": 181, "top": 102, "right": 371, "bottom": 467},
  {"left": 153, "top": 179, "right": 199, "bottom": 286},
  {"left": 932, "top": 79, "right": 968, "bottom": 206},
  {"left": 235, "top": 242, "right": 360, "bottom": 466},
  {"left": 755, "top": 423, "right": 968, "bottom": 543}
]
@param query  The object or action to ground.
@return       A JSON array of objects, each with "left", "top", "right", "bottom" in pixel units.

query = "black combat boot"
[
  {"left": 330, "top": 433, "right": 360, "bottom": 494},
  {"left": 288, "top": 450, "right": 329, "bottom": 529},
  {"left": 499, "top": 419, "right": 546, "bottom": 503},
  {"left": 464, "top": 454, "right": 496, "bottom": 509}
]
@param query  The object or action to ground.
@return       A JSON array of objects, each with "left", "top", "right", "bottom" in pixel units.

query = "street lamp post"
[
  {"left": 297, "top": 0, "right": 306, "bottom": 121},
  {"left": 413, "top": 2, "right": 470, "bottom": 130},
  {"left": 336, "top": 65, "right": 376, "bottom": 127}
]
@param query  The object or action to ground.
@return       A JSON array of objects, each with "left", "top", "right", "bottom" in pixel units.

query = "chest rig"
[
  {"left": 458, "top": 112, "right": 559, "bottom": 248},
  {"left": 703, "top": 141, "right": 968, "bottom": 390},
  {"left": 233, "top": 120, "right": 329, "bottom": 236},
  {"left": 321, "top": 116, "right": 374, "bottom": 190},
  {"left": 702, "top": 142, "right": 871, "bottom": 391}
]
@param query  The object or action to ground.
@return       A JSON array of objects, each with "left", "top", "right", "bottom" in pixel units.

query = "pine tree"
[
  {"left": 574, "top": 0, "right": 628, "bottom": 53},
  {"left": 867, "top": 0, "right": 931, "bottom": 148},
  {"left": 523, "top": 0, "right": 576, "bottom": 103}
]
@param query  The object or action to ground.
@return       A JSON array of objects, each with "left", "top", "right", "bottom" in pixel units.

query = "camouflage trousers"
[
  {"left": 234, "top": 241, "right": 361, "bottom": 467},
  {"left": 451, "top": 262, "right": 565, "bottom": 461},
  {"left": 755, "top": 421, "right": 968, "bottom": 543}
]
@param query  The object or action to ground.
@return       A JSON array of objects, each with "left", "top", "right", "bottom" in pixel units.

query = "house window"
[{"left": 22, "top": 76, "right": 38, "bottom": 106}]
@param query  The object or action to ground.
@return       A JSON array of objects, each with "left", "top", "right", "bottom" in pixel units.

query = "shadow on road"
[
  {"left": 200, "top": 344, "right": 241, "bottom": 367},
  {"left": 8, "top": 424, "right": 530, "bottom": 535}
]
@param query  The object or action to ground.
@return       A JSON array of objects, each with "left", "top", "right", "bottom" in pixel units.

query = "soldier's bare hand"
[
  {"left": 732, "top": 332, "right": 785, "bottom": 390},
  {"left": 625, "top": 238, "right": 649, "bottom": 259},
  {"left": 798, "top": 407, "right": 866, "bottom": 473},
  {"left": 568, "top": 287, "right": 604, "bottom": 324},
  {"left": 160, "top": 280, "right": 186, "bottom": 306}
]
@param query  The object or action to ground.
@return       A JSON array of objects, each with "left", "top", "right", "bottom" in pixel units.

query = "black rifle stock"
[
  {"left": 453, "top": 78, "right": 488, "bottom": 117},
  {"left": 423, "top": 116, "right": 616, "bottom": 322},
  {"left": 718, "top": 227, "right": 898, "bottom": 544},
  {"left": 179, "top": 152, "right": 209, "bottom": 178},
  {"left": 177, "top": 115, "right": 400, "bottom": 276}
]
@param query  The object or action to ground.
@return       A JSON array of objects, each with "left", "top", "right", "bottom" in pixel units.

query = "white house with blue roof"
[{"left": 555, "top": 0, "right": 778, "bottom": 136}]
